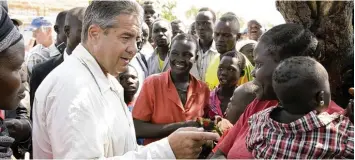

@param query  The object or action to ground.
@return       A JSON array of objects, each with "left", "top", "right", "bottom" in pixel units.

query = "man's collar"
[
  {"left": 198, "top": 40, "right": 217, "bottom": 53},
  {"left": 72, "top": 43, "right": 112, "bottom": 93},
  {"left": 48, "top": 43, "right": 60, "bottom": 57}
]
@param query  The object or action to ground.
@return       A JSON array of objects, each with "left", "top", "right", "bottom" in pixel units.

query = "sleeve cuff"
[{"left": 147, "top": 137, "right": 176, "bottom": 159}]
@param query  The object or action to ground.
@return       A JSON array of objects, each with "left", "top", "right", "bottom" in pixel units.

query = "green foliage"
[
  {"left": 185, "top": 6, "right": 199, "bottom": 19},
  {"left": 160, "top": 0, "right": 177, "bottom": 21}
]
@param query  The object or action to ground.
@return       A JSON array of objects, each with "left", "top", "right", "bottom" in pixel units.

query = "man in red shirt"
[
  {"left": 211, "top": 23, "right": 344, "bottom": 159},
  {"left": 133, "top": 34, "right": 210, "bottom": 145}
]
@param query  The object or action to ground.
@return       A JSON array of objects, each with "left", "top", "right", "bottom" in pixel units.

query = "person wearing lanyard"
[{"left": 32, "top": 1, "right": 219, "bottom": 159}]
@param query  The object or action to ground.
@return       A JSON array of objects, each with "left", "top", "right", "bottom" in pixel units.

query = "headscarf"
[
  {"left": 236, "top": 39, "right": 257, "bottom": 52},
  {"left": 0, "top": 6, "right": 22, "bottom": 53}
]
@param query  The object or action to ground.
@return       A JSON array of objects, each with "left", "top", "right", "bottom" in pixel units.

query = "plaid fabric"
[{"left": 246, "top": 106, "right": 354, "bottom": 159}]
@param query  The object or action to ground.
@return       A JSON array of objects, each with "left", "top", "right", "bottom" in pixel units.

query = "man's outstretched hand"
[{"left": 167, "top": 127, "right": 220, "bottom": 159}]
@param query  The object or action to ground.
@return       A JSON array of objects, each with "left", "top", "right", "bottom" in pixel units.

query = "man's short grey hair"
[{"left": 81, "top": 0, "right": 144, "bottom": 43}]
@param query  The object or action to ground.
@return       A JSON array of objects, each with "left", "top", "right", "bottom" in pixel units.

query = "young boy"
[
  {"left": 118, "top": 64, "right": 139, "bottom": 112},
  {"left": 246, "top": 57, "right": 354, "bottom": 159},
  {"left": 207, "top": 51, "right": 245, "bottom": 119}
]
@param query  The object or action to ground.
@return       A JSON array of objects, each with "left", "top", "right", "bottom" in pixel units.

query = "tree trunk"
[{"left": 276, "top": 1, "right": 354, "bottom": 108}]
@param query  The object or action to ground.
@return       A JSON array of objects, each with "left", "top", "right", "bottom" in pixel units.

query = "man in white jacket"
[{"left": 32, "top": 1, "right": 219, "bottom": 159}]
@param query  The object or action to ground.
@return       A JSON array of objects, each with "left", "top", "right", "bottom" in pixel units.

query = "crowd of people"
[{"left": 0, "top": 0, "right": 353, "bottom": 159}]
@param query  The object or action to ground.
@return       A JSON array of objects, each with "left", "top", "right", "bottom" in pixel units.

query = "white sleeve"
[
  {"left": 105, "top": 138, "right": 176, "bottom": 160},
  {"left": 46, "top": 87, "right": 175, "bottom": 159}
]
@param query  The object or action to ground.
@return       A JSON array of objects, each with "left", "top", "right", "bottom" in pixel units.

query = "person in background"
[
  {"left": 139, "top": 22, "right": 154, "bottom": 60},
  {"left": 236, "top": 39, "right": 257, "bottom": 66},
  {"left": 188, "top": 21, "right": 198, "bottom": 39},
  {"left": 205, "top": 12, "right": 254, "bottom": 90},
  {"left": 29, "top": 7, "right": 85, "bottom": 118},
  {"left": 142, "top": 0, "right": 160, "bottom": 44},
  {"left": 118, "top": 64, "right": 145, "bottom": 146},
  {"left": 133, "top": 33, "right": 210, "bottom": 145},
  {"left": 119, "top": 64, "right": 139, "bottom": 112},
  {"left": 11, "top": 18, "right": 22, "bottom": 30},
  {"left": 53, "top": 11, "right": 68, "bottom": 54},
  {"left": 4, "top": 64, "right": 31, "bottom": 159},
  {"left": 0, "top": 6, "right": 26, "bottom": 159},
  {"left": 32, "top": 1, "right": 218, "bottom": 159},
  {"left": 212, "top": 23, "right": 344, "bottom": 159},
  {"left": 171, "top": 19, "right": 186, "bottom": 39},
  {"left": 192, "top": 7, "right": 219, "bottom": 81},
  {"left": 26, "top": 16, "right": 59, "bottom": 75},
  {"left": 224, "top": 40, "right": 258, "bottom": 124},
  {"left": 207, "top": 51, "right": 244, "bottom": 120},
  {"left": 129, "top": 26, "right": 149, "bottom": 98},
  {"left": 247, "top": 56, "right": 353, "bottom": 158},
  {"left": 147, "top": 19, "right": 172, "bottom": 75},
  {"left": 247, "top": 20, "right": 262, "bottom": 41}
]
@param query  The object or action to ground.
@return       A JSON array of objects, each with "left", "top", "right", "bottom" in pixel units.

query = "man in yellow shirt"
[
  {"left": 147, "top": 19, "right": 172, "bottom": 76},
  {"left": 205, "top": 13, "right": 254, "bottom": 90}
]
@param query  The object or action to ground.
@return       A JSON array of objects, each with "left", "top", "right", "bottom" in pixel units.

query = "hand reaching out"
[{"left": 167, "top": 127, "right": 220, "bottom": 159}]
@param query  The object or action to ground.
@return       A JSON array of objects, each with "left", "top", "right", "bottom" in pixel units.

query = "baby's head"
[{"left": 272, "top": 56, "right": 330, "bottom": 114}]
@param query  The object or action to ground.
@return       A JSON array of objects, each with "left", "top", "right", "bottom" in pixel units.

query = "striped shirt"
[
  {"left": 26, "top": 44, "right": 60, "bottom": 75},
  {"left": 246, "top": 106, "right": 354, "bottom": 159},
  {"left": 191, "top": 40, "right": 219, "bottom": 81}
]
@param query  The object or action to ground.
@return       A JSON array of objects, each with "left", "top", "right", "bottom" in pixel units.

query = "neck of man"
[
  {"left": 82, "top": 42, "right": 109, "bottom": 76},
  {"left": 273, "top": 105, "right": 313, "bottom": 123},
  {"left": 219, "top": 85, "right": 236, "bottom": 97},
  {"left": 124, "top": 93, "right": 135, "bottom": 104},
  {"left": 170, "top": 71, "right": 190, "bottom": 83},
  {"left": 199, "top": 38, "right": 213, "bottom": 52},
  {"left": 66, "top": 46, "right": 74, "bottom": 55},
  {"left": 220, "top": 48, "right": 236, "bottom": 57},
  {"left": 156, "top": 45, "right": 169, "bottom": 57}
]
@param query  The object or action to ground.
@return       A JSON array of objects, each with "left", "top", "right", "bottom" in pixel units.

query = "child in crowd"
[
  {"left": 246, "top": 56, "right": 354, "bottom": 159},
  {"left": 118, "top": 64, "right": 139, "bottom": 112},
  {"left": 118, "top": 65, "right": 144, "bottom": 145},
  {"left": 207, "top": 51, "right": 245, "bottom": 120}
]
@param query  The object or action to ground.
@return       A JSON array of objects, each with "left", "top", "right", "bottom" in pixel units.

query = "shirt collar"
[
  {"left": 267, "top": 106, "right": 341, "bottom": 133},
  {"left": 72, "top": 43, "right": 111, "bottom": 93},
  {"left": 48, "top": 44, "right": 61, "bottom": 57},
  {"left": 63, "top": 48, "right": 69, "bottom": 60},
  {"left": 198, "top": 40, "right": 217, "bottom": 53}
]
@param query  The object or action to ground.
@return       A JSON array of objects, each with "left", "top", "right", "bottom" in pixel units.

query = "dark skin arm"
[
  {"left": 210, "top": 149, "right": 227, "bottom": 159},
  {"left": 133, "top": 119, "right": 200, "bottom": 139}
]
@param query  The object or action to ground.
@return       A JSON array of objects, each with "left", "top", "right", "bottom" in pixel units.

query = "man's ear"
[
  {"left": 87, "top": 24, "right": 101, "bottom": 42},
  {"left": 64, "top": 25, "right": 70, "bottom": 38},
  {"left": 54, "top": 25, "right": 59, "bottom": 34},
  {"left": 316, "top": 90, "right": 325, "bottom": 106}
]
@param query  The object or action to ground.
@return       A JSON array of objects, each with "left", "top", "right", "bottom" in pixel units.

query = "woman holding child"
[{"left": 212, "top": 23, "right": 349, "bottom": 159}]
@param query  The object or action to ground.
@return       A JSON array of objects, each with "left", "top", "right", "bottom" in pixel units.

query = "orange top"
[{"left": 133, "top": 70, "right": 210, "bottom": 145}]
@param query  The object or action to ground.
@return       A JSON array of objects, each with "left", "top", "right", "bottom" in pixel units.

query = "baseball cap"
[{"left": 26, "top": 17, "right": 52, "bottom": 31}]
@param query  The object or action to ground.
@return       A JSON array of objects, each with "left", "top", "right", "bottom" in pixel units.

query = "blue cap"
[{"left": 26, "top": 17, "right": 52, "bottom": 31}]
